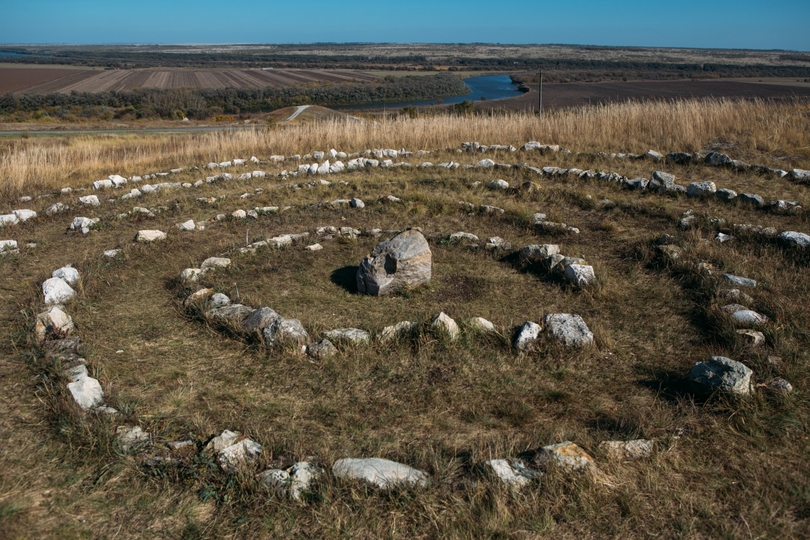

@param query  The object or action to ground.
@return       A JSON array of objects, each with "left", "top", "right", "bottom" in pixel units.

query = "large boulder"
[
  {"left": 356, "top": 230, "right": 432, "bottom": 296},
  {"left": 689, "top": 356, "right": 753, "bottom": 395}
]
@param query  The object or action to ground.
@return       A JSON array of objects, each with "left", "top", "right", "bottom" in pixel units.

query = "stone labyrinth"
[{"left": 4, "top": 141, "right": 809, "bottom": 500}]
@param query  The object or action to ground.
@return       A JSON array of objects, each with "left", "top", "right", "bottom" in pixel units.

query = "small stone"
[
  {"left": 116, "top": 426, "right": 150, "bottom": 453},
  {"left": 323, "top": 328, "right": 370, "bottom": 344},
  {"left": 705, "top": 152, "right": 732, "bottom": 166},
  {"left": 180, "top": 268, "right": 202, "bottom": 282},
  {"left": 778, "top": 231, "right": 810, "bottom": 249},
  {"left": 208, "top": 293, "right": 231, "bottom": 308},
  {"left": 184, "top": 288, "right": 214, "bottom": 306},
  {"left": 736, "top": 329, "right": 766, "bottom": 346},
  {"left": 449, "top": 232, "right": 479, "bottom": 243},
  {"left": 70, "top": 216, "right": 99, "bottom": 234},
  {"left": 432, "top": 312, "right": 459, "bottom": 340},
  {"left": 482, "top": 459, "right": 539, "bottom": 489},
  {"left": 242, "top": 307, "right": 281, "bottom": 334},
  {"left": 513, "top": 321, "right": 542, "bottom": 351},
  {"left": 716, "top": 189, "right": 737, "bottom": 201},
  {"left": 487, "top": 179, "right": 509, "bottom": 190},
  {"left": 535, "top": 442, "right": 596, "bottom": 473},
  {"left": 177, "top": 219, "right": 195, "bottom": 231},
  {"left": 262, "top": 318, "right": 309, "bottom": 348},
  {"left": 134, "top": 230, "right": 166, "bottom": 242},
  {"left": 103, "top": 249, "right": 122, "bottom": 258},
  {"left": 67, "top": 375, "right": 104, "bottom": 410},
  {"left": 766, "top": 378, "right": 793, "bottom": 394},
  {"left": 485, "top": 236, "right": 510, "bottom": 251},
  {"left": 42, "top": 277, "right": 76, "bottom": 305},
  {"left": 564, "top": 264, "right": 596, "bottom": 287},
  {"left": 599, "top": 439, "right": 654, "bottom": 461},
  {"left": 205, "top": 430, "right": 240, "bottom": 452},
  {"left": 200, "top": 257, "right": 231, "bottom": 270},
  {"left": 544, "top": 314, "right": 593, "bottom": 348},
  {"left": 738, "top": 193, "right": 765, "bottom": 207},
  {"left": 304, "top": 243, "right": 323, "bottom": 252},
  {"left": 52, "top": 266, "right": 79, "bottom": 286},
  {"left": 520, "top": 244, "right": 559, "bottom": 263},
  {"left": 35, "top": 306, "right": 74, "bottom": 342},
  {"left": 332, "top": 458, "right": 429, "bottom": 490},
  {"left": 687, "top": 182, "right": 717, "bottom": 197},
  {"left": 722, "top": 274, "right": 757, "bottom": 288},
  {"left": 218, "top": 439, "right": 262, "bottom": 472},
  {"left": 350, "top": 198, "right": 365, "bottom": 209},
  {"left": 468, "top": 317, "right": 496, "bottom": 333},
  {"left": 206, "top": 304, "right": 253, "bottom": 325},
  {"left": 730, "top": 309, "right": 768, "bottom": 327},
  {"left": 379, "top": 321, "right": 417, "bottom": 342},
  {"left": 307, "top": 339, "right": 338, "bottom": 359},
  {"left": 689, "top": 356, "right": 753, "bottom": 395},
  {"left": 719, "top": 288, "right": 754, "bottom": 305},
  {"left": 79, "top": 195, "right": 100, "bottom": 206}
]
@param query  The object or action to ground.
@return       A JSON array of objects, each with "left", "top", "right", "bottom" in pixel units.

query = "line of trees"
[{"left": 0, "top": 73, "right": 469, "bottom": 120}]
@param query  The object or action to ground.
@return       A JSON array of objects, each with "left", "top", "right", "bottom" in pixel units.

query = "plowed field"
[{"left": 2, "top": 67, "right": 380, "bottom": 94}]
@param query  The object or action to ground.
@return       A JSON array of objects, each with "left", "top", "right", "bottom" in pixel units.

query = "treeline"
[
  {"left": 4, "top": 47, "right": 810, "bottom": 79},
  {"left": 0, "top": 73, "right": 468, "bottom": 120}
]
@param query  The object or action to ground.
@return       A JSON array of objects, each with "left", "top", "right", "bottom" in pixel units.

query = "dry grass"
[
  {"left": 0, "top": 99, "right": 809, "bottom": 539},
  {"left": 2, "top": 98, "right": 809, "bottom": 200}
]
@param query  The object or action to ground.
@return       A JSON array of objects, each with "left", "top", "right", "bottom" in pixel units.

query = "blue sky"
[{"left": 2, "top": 0, "right": 809, "bottom": 51}]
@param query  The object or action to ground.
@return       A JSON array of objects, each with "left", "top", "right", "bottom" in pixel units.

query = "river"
[{"left": 338, "top": 74, "right": 525, "bottom": 110}]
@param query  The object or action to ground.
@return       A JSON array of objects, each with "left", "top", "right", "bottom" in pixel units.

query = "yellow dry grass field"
[{"left": 0, "top": 97, "right": 809, "bottom": 539}]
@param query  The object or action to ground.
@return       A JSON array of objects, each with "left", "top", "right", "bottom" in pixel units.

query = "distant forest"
[{"left": 0, "top": 73, "right": 469, "bottom": 121}]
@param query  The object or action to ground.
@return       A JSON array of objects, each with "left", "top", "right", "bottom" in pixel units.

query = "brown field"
[
  {"left": 2, "top": 67, "right": 381, "bottom": 94},
  {"left": 480, "top": 79, "right": 810, "bottom": 111},
  {"left": 0, "top": 67, "right": 97, "bottom": 94}
]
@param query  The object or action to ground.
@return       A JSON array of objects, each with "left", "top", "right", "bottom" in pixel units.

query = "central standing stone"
[{"left": 356, "top": 229, "right": 432, "bottom": 295}]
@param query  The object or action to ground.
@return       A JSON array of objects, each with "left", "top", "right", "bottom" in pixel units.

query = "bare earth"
[{"left": 2, "top": 67, "right": 381, "bottom": 94}]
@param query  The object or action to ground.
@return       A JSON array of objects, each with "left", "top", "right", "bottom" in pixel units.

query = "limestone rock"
[
  {"left": 206, "top": 304, "right": 253, "bottom": 325},
  {"left": 350, "top": 198, "right": 365, "bottom": 209},
  {"left": 177, "top": 219, "right": 195, "bottom": 231},
  {"left": 432, "top": 312, "right": 459, "bottom": 340},
  {"left": 722, "top": 274, "right": 757, "bottom": 288},
  {"left": 35, "top": 306, "right": 74, "bottom": 342},
  {"left": 324, "top": 328, "right": 370, "bottom": 344},
  {"left": 564, "top": 264, "right": 596, "bottom": 287},
  {"left": 687, "top": 182, "right": 717, "bottom": 197},
  {"left": 487, "top": 179, "right": 509, "bottom": 190},
  {"left": 42, "top": 277, "right": 76, "bottom": 305},
  {"left": 79, "top": 195, "right": 101, "bottom": 206},
  {"left": 520, "top": 244, "right": 559, "bottom": 263},
  {"left": 379, "top": 321, "right": 417, "bottom": 342},
  {"left": 766, "top": 378, "right": 793, "bottom": 394},
  {"left": 67, "top": 375, "right": 104, "bottom": 410},
  {"left": 205, "top": 430, "right": 240, "bottom": 452},
  {"left": 332, "top": 458, "right": 429, "bottom": 489},
  {"left": 535, "top": 442, "right": 596, "bottom": 473},
  {"left": 13, "top": 209, "right": 36, "bottom": 222},
  {"left": 184, "top": 288, "right": 214, "bottom": 306},
  {"left": 356, "top": 230, "right": 432, "bottom": 296},
  {"left": 705, "top": 152, "right": 732, "bottom": 166},
  {"left": 689, "top": 356, "right": 753, "bottom": 395},
  {"left": 134, "top": 230, "right": 166, "bottom": 243},
  {"left": 651, "top": 171, "right": 675, "bottom": 190},
  {"left": 258, "top": 462, "right": 323, "bottom": 501},
  {"left": 449, "top": 232, "right": 479, "bottom": 243},
  {"left": 599, "top": 439, "right": 654, "bottom": 461},
  {"left": 52, "top": 266, "right": 79, "bottom": 286},
  {"left": 468, "top": 317, "right": 496, "bottom": 333},
  {"left": 46, "top": 202, "right": 68, "bottom": 215},
  {"left": 180, "top": 268, "right": 202, "bottom": 283},
  {"left": 737, "top": 329, "right": 766, "bottom": 346},
  {"left": 218, "top": 439, "right": 262, "bottom": 472},
  {"left": 208, "top": 293, "right": 231, "bottom": 308},
  {"left": 200, "top": 257, "right": 231, "bottom": 270},
  {"left": 739, "top": 193, "right": 765, "bottom": 207},
  {"left": 778, "top": 231, "right": 810, "bottom": 249},
  {"left": 716, "top": 188, "right": 738, "bottom": 201},
  {"left": 307, "top": 338, "right": 338, "bottom": 359},
  {"left": 116, "top": 426, "right": 150, "bottom": 453},
  {"left": 482, "top": 459, "right": 539, "bottom": 489},
  {"left": 262, "top": 318, "right": 309, "bottom": 348},
  {"left": 0, "top": 239, "right": 18, "bottom": 253},
  {"left": 513, "top": 321, "right": 542, "bottom": 351},
  {"left": 242, "top": 307, "right": 281, "bottom": 334},
  {"left": 730, "top": 309, "right": 768, "bottom": 327},
  {"left": 70, "top": 216, "right": 99, "bottom": 234},
  {"left": 544, "top": 314, "right": 593, "bottom": 348},
  {"left": 720, "top": 288, "right": 754, "bottom": 305},
  {"left": 485, "top": 237, "right": 510, "bottom": 251}
]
